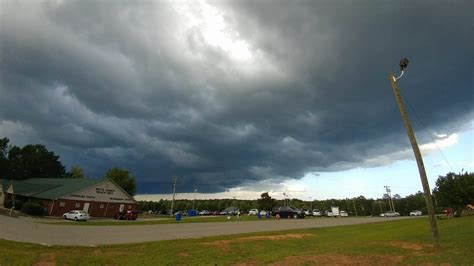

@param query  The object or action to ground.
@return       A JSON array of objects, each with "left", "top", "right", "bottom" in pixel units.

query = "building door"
[
  {"left": 119, "top": 204, "right": 125, "bottom": 212},
  {"left": 83, "top": 202, "right": 90, "bottom": 213}
]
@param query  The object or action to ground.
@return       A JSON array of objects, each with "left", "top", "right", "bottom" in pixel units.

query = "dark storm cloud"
[{"left": 1, "top": 0, "right": 472, "bottom": 193}]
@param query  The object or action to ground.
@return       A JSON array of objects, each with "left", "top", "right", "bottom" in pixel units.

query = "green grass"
[
  {"left": 50, "top": 214, "right": 267, "bottom": 226},
  {"left": 2, "top": 216, "right": 473, "bottom": 265}
]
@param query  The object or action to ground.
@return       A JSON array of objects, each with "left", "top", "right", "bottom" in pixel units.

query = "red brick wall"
[{"left": 46, "top": 199, "right": 137, "bottom": 217}]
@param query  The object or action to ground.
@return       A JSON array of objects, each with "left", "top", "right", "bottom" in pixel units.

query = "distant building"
[{"left": 0, "top": 178, "right": 137, "bottom": 217}]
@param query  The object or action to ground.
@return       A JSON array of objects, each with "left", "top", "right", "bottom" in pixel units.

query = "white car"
[
  {"left": 259, "top": 210, "right": 268, "bottom": 216},
  {"left": 248, "top": 209, "right": 259, "bottom": 215},
  {"left": 410, "top": 210, "right": 422, "bottom": 216},
  {"left": 303, "top": 209, "right": 311, "bottom": 216},
  {"left": 340, "top": 211, "right": 348, "bottom": 217},
  {"left": 63, "top": 210, "right": 89, "bottom": 221},
  {"left": 198, "top": 210, "right": 210, "bottom": 215},
  {"left": 312, "top": 209, "right": 321, "bottom": 217}
]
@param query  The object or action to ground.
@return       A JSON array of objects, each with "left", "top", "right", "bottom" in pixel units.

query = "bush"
[
  {"left": 21, "top": 202, "right": 46, "bottom": 216},
  {"left": 5, "top": 200, "right": 24, "bottom": 210}
]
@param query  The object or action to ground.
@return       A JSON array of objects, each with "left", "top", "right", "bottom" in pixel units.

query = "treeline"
[
  {"left": 0, "top": 138, "right": 136, "bottom": 195},
  {"left": 139, "top": 172, "right": 473, "bottom": 216},
  {"left": 138, "top": 191, "right": 427, "bottom": 216},
  {"left": 0, "top": 137, "right": 67, "bottom": 179}
]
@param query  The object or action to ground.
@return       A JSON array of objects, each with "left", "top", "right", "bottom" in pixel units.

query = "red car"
[{"left": 114, "top": 210, "right": 138, "bottom": 220}]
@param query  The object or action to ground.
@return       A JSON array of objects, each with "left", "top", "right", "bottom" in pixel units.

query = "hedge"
[{"left": 21, "top": 202, "right": 46, "bottom": 216}]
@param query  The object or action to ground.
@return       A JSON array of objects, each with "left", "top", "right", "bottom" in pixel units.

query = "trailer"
[{"left": 331, "top": 206, "right": 340, "bottom": 217}]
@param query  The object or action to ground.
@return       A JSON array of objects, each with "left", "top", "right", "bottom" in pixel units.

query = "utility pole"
[
  {"left": 352, "top": 198, "right": 358, "bottom": 216},
  {"left": 384, "top": 185, "right": 395, "bottom": 212},
  {"left": 170, "top": 176, "right": 177, "bottom": 217},
  {"left": 309, "top": 196, "right": 312, "bottom": 211},
  {"left": 388, "top": 60, "right": 439, "bottom": 247}
]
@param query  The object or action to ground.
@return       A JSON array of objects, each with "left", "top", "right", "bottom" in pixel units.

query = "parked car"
[
  {"left": 212, "top": 211, "right": 219, "bottom": 215},
  {"left": 380, "top": 211, "right": 400, "bottom": 217},
  {"left": 259, "top": 210, "right": 268, "bottom": 216},
  {"left": 340, "top": 211, "right": 348, "bottom": 217},
  {"left": 272, "top": 206, "right": 305, "bottom": 219},
  {"left": 221, "top": 207, "right": 239, "bottom": 215},
  {"left": 248, "top": 209, "right": 259, "bottom": 215},
  {"left": 303, "top": 209, "right": 311, "bottom": 216},
  {"left": 114, "top": 210, "right": 138, "bottom": 220},
  {"left": 198, "top": 210, "right": 210, "bottom": 215},
  {"left": 312, "top": 209, "right": 321, "bottom": 217},
  {"left": 325, "top": 210, "right": 333, "bottom": 217},
  {"left": 63, "top": 210, "right": 89, "bottom": 221},
  {"left": 410, "top": 210, "right": 422, "bottom": 216}
]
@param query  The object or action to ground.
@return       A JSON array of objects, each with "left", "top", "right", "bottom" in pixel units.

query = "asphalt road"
[{"left": 0, "top": 215, "right": 412, "bottom": 246}]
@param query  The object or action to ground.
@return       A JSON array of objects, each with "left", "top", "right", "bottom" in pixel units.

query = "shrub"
[
  {"left": 5, "top": 200, "right": 24, "bottom": 210},
  {"left": 21, "top": 202, "right": 46, "bottom": 216}
]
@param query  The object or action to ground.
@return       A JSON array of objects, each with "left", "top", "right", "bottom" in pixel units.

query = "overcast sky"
[{"left": 1, "top": 0, "right": 472, "bottom": 199}]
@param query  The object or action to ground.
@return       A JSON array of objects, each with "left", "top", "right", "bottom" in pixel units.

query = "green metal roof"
[
  {"left": 10, "top": 180, "right": 58, "bottom": 196},
  {"left": 1, "top": 179, "right": 9, "bottom": 192},
  {"left": 8, "top": 178, "right": 104, "bottom": 199}
]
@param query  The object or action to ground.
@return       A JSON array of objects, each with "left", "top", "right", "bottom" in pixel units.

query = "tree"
[
  {"left": 68, "top": 165, "right": 85, "bottom": 179},
  {"left": 257, "top": 192, "right": 275, "bottom": 211},
  {"left": 0, "top": 138, "right": 9, "bottom": 178},
  {"left": 105, "top": 167, "right": 136, "bottom": 196},
  {"left": 7, "top": 144, "right": 66, "bottom": 180},
  {"left": 433, "top": 172, "right": 474, "bottom": 213}
]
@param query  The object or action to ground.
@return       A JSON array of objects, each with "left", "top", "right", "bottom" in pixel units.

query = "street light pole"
[
  {"left": 388, "top": 60, "right": 439, "bottom": 247},
  {"left": 192, "top": 188, "right": 197, "bottom": 209},
  {"left": 170, "top": 176, "right": 177, "bottom": 217}
]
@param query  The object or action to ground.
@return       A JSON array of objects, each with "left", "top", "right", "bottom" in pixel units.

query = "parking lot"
[{"left": 0, "top": 214, "right": 413, "bottom": 246}]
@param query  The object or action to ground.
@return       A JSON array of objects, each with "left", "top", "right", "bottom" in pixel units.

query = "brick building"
[{"left": 1, "top": 178, "right": 137, "bottom": 217}]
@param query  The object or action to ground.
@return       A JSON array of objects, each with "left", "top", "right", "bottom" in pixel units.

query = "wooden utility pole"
[
  {"left": 384, "top": 185, "right": 396, "bottom": 212},
  {"left": 170, "top": 176, "right": 177, "bottom": 217},
  {"left": 352, "top": 198, "right": 358, "bottom": 216},
  {"left": 389, "top": 73, "right": 439, "bottom": 247}
]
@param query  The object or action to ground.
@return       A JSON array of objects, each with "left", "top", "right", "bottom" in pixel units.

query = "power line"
[{"left": 398, "top": 90, "right": 455, "bottom": 172}]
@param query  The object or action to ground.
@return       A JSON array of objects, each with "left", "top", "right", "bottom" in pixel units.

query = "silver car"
[
  {"left": 410, "top": 210, "right": 422, "bottom": 216},
  {"left": 381, "top": 211, "right": 400, "bottom": 217}
]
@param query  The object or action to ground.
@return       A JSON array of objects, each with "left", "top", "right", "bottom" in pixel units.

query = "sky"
[{"left": 1, "top": 0, "right": 473, "bottom": 200}]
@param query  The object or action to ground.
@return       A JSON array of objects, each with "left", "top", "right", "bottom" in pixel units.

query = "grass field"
[{"left": 2, "top": 216, "right": 473, "bottom": 265}]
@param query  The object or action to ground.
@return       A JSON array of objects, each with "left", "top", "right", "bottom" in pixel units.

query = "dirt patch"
[
  {"left": 269, "top": 254, "right": 404, "bottom": 265},
  {"left": 35, "top": 253, "right": 56, "bottom": 266},
  {"left": 387, "top": 241, "right": 432, "bottom": 251},
  {"left": 178, "top": 252, "right": 191, "bottom": 257},
  {"left": 203, "top": 233, "right": 313, "bottom": 251}
]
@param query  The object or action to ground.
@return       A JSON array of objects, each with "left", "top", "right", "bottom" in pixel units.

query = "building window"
[
  {"left": 75, "top": 202, "right": 80, "bottom": 208},
  {"left": 100, "top": 204, "right": 104, "bottom": 209},
  {"left": 59, "top": 202, "right": 65, "bottom": 207}
]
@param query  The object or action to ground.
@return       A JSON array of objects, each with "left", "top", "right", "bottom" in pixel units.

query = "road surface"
[{"left": 0, "top": 215, "right": 412, "bottom": 246}]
